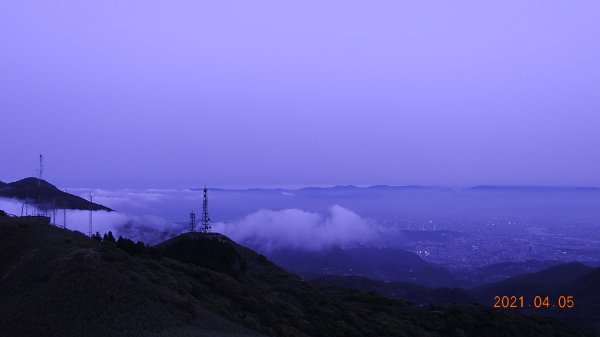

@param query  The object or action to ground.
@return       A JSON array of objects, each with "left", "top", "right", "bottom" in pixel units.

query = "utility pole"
[
  {"left": 52, "top": 198, "right": 57, "bottom": 225},
  {"left": 25, "top": 186, "right": 29, "bottom": 216}
]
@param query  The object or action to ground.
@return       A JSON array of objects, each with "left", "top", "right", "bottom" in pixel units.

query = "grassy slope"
[{"left": 0, "top": 217, "right": 262, "bottom": 337}]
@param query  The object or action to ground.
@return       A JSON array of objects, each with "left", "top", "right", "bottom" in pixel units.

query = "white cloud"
[{"left": 213, "top": 205, "right": 380, "bottom": 251}]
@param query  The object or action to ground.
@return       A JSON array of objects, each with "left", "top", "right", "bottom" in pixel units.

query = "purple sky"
[{"left": 1, "top": 1, "right": 599, "bottom": 188}]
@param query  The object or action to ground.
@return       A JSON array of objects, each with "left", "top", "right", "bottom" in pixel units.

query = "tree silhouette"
[
  {"left": 91, "top": 231, "right": 102, "bottom": 241},
  {"left": 103, "top": 231, "right": 116, "bottom": 243}
]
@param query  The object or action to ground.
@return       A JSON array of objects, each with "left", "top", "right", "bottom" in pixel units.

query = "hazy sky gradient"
[{"left": 1, "top": 1, "right": 599, "bottom": 188}]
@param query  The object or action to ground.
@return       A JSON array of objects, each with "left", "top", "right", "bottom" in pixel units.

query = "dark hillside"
[
  {"left": 556, "top": 268, "right": 600, "bottom": 332},
  {"left": 471, "top": 263, "right": 594, "bottom": 303},
  {"left": 471, "top": 263, "right": 600, "bottom": 334},
  {"left": 268, "top": 246, "right": 459, "bottom": 288},
  {"left": 0, "top": 177, "right": 112, "bottom": 211},
  {"left": 312, "top": 275, "right": 475, "bottom": 305},
  {"left": 0, "top": 217, "right": 592, "bottom": 337},
  {"left": 155, "top": 233, "right": 254, "bottom": 275},
  {"left": 459, "top": 260, "right": 566, "bottom": 286},
  {"left": 0, "top": 217, "right": 261, "bottom": 337}
]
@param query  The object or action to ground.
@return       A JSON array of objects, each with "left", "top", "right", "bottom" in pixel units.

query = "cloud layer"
[
  {"left": 2, "top": 191, "right": 381, "bottom": 250},
  {"left": 213, "top": 205, "right": 380, "bottom": 251},
  {"left": 0, "top": 197, "right": 184, "bottom": 244}
]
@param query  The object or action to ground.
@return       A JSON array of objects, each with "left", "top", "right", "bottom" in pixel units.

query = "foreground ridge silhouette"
[{"left": 0, "top": 215, "right": 592, "bottom": 337}]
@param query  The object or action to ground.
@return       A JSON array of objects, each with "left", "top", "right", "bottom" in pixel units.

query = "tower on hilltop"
[{"left": 201, "top": 186, "right": 211, "bottom": 233}]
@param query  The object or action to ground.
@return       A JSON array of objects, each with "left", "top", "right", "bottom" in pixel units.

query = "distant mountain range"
[
  {"left": 0, "top": 177, "right": 112, "bottom": 211},
  {"left": 0, "top": 216, "right": 590, "bottom": 337},
  {"left": 198, "top": 184, "right": 435, "bottom": 193},
  {"left": 467, "top": 185, "right": 600, "bottom": 192},
  {"left": 197, "top": 184, "right": 600, "bottom": 193}
]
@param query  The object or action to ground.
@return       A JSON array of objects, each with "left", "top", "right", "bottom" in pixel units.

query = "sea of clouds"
[{"left": 0, "top": 188, "right": 382, "bottom": 250}]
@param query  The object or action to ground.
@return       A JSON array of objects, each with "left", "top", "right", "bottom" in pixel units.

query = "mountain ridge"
[
  {"left": 0, "top": 177, "right": 112, "bottom": 211},
  {"left": 194, "top": 184, "right": 600, "bottom": 194}
]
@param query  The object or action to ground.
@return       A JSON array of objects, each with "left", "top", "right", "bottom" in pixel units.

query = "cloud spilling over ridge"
[
  {"left": 213, "top": 205, "right": 380, "bottom": 251},
  {"left": 66, "top": 187, "right": 200, "bottom": 217},
  {"left": 2, "top": 192, "right": 381, "bottom": 249},
  {"left": 0, "top": 197, "right": 184, "bottom": 244},
  {"left": 114, "top": 216, "right": 185, "bottom": 244},
  {"left": 56, "top": 211, "right": 184, "bottom": 245}
]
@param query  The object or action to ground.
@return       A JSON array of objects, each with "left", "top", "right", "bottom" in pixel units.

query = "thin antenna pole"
[
  {"left": 37, "top": 155, "right": 43, "bottom": 213},
  {"left": 63, "top": 190, "right": 68, "bottom": 229},
  {"left": 25, "top": 186, "right": 29, "bottom": 216},
  {"left": 38, "top": 154, "right": 43, "bottom": 187},
  {"left": 52, "top": 198, "right": 57, "bottom": 225},
  {"left": 88, "top": 192, "right": 93, "bottom": 237}
]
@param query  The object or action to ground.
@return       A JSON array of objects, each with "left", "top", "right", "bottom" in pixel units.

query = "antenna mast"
[
  {"left": 88, "top": 192, "right": 93, "bottom": 237},
  {"left": 38, "top": 154, "right": 44, "bottom": 187},
  {"left": 201, "top": 186, "right": 211, "bottom": 233},
  {"left": 63, "top": 190, "right": 67, "bottom": 229}
]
